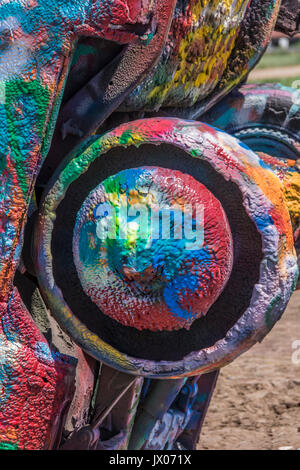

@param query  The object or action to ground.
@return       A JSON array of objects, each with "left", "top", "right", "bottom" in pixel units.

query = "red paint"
[{"left": 0, "top": 289, "right": 75, "bottom": 449}]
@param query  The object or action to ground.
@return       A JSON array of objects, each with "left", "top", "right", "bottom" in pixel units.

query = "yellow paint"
[
  {"left": 246, "top": 164, "right": 295, "bottom": 254},
  {"left": 257, "top": 153, "right": 300, "bottom": 238},
  {"left": 282, "top": 170, "right": 300, "bottom": 232},
  {"left": 147, "top": 0, "right": 248, "bottom": 106}
]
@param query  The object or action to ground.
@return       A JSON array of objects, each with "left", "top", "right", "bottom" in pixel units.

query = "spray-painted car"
[{"left": 0, "top": 0, "right": 299, "bottom": 450}]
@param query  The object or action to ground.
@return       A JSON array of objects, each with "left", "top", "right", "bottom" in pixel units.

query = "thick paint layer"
[
  {"left": 0, "top": 0, "right": 155, "bottom": 450},
  {"left": 0, "top": 288, "right": 75, "bottom": 449},
  {"left": 122, "top": 0, "right": 281, "bottom": 112},
  {"left": 35, "top": 117, "right": 298, "bottom": 377},
  {"left": 202, "top": 82, "right": 300, "bottom": 287},
  {"left": 73, "top": 167, "right": 233, "bottom": 331}
]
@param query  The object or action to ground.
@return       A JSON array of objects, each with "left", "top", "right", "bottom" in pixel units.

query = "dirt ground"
[
  {"left": 197, "top": 290, "right": 300, "bottom": 450},
  {"left": 249, "top": 65, "right": 300, "bottom": 80}
]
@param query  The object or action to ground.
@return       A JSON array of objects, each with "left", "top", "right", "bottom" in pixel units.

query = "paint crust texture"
[
  {"left": 0, "top": 0, "right": 297, "bottom": 450},
  {"left": 73, "top": 166, "right": 233, "bottom": 331},
  {"left": 0, "top": 0, "right": 154, "bottom": 450},
  {"left": 0, "top": 288, "right": 75, "bottom": 450},
  {"left": 201, "top": 82, "right": 300, "bottom": 285},
  {"left": 35, "top": 118, "right": 298, "bottom": 378},
  {"left": 122, "top": 0, "right": 281, "bottom": 112}
]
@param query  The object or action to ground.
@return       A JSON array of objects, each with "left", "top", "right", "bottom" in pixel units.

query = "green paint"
[
  {"left": 119, "top": 130, "right": 134, "bottom": 146},
  {"left": 0, "top": 441, "right": 19, "bottom": 450},
  {"left": 5, "top": 79, "right": 50, "bottom": 197},
  {"left": 71, "top": 43, "right": 98, "bottom": 68},
  {"left": 265, "top": 294, "right": 281, "bottom": 331}
]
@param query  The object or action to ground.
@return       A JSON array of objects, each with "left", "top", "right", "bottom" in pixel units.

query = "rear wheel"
[
  {"left": 203, "top": 83, "right": 300, "bottom": 288},
  {"left": 202, "top": 83, "right": 300, "bottom": 161}
]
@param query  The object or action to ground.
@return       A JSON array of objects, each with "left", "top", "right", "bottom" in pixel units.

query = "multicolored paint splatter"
[
  {"left": 202, "top": 82, "right": 300, "bottom": 286},
  {"left": 35, "top": 117, "right": 298, "bottom": 378},
  {"left": 73, "top": 167, "right": 233, "bottom": 331},
  {"left": 257, "top": 153, "right": 300, "bottom": 233},
  {"left": 125, "top": 0, "right": 249, "bottom": 108},
  {"left": 0, "top": 287, "right": 76, "bottom": 450},
  {"left": 0, "top": 0, "right": 157, "bottom": 301},
  {"left": 202, "top": 83, "right": 300, "bottom": 160},
  {"left": 123, "top": 0, "right": 281, "bottom": 112},
  {"left": 0, "top": 0, "right": 298, "bottom": 450},
  {"left": 0, "top": 0, "right": 158, "bottom": 451}
]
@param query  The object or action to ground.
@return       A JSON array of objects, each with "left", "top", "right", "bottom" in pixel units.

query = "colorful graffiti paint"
[
  {"left": 202, "top": 83, "right": 300, "bottom": 160},
  {"left": 202, "top": 82, "right": 300, "bottom": 286},
  {"left": 0, "top": 287, "right": 76, "bottom": 449},
  {"left": 73, "top": 166, "right": 233, "bottom": 331},
  {"left": 0, "top": 0, "right": 298, "bottom": 451},
  {"left": 123, "top": 0, "right": 281, "bottom": 113},
  {"left": 0, "top": 0, "right": 160, "bottom": 301},
  {"left": 35, "top": 117, "right": 298, "bottom": 378},
  {"left": 0, "top": 0, "right": 167, "bottom": 451}
]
